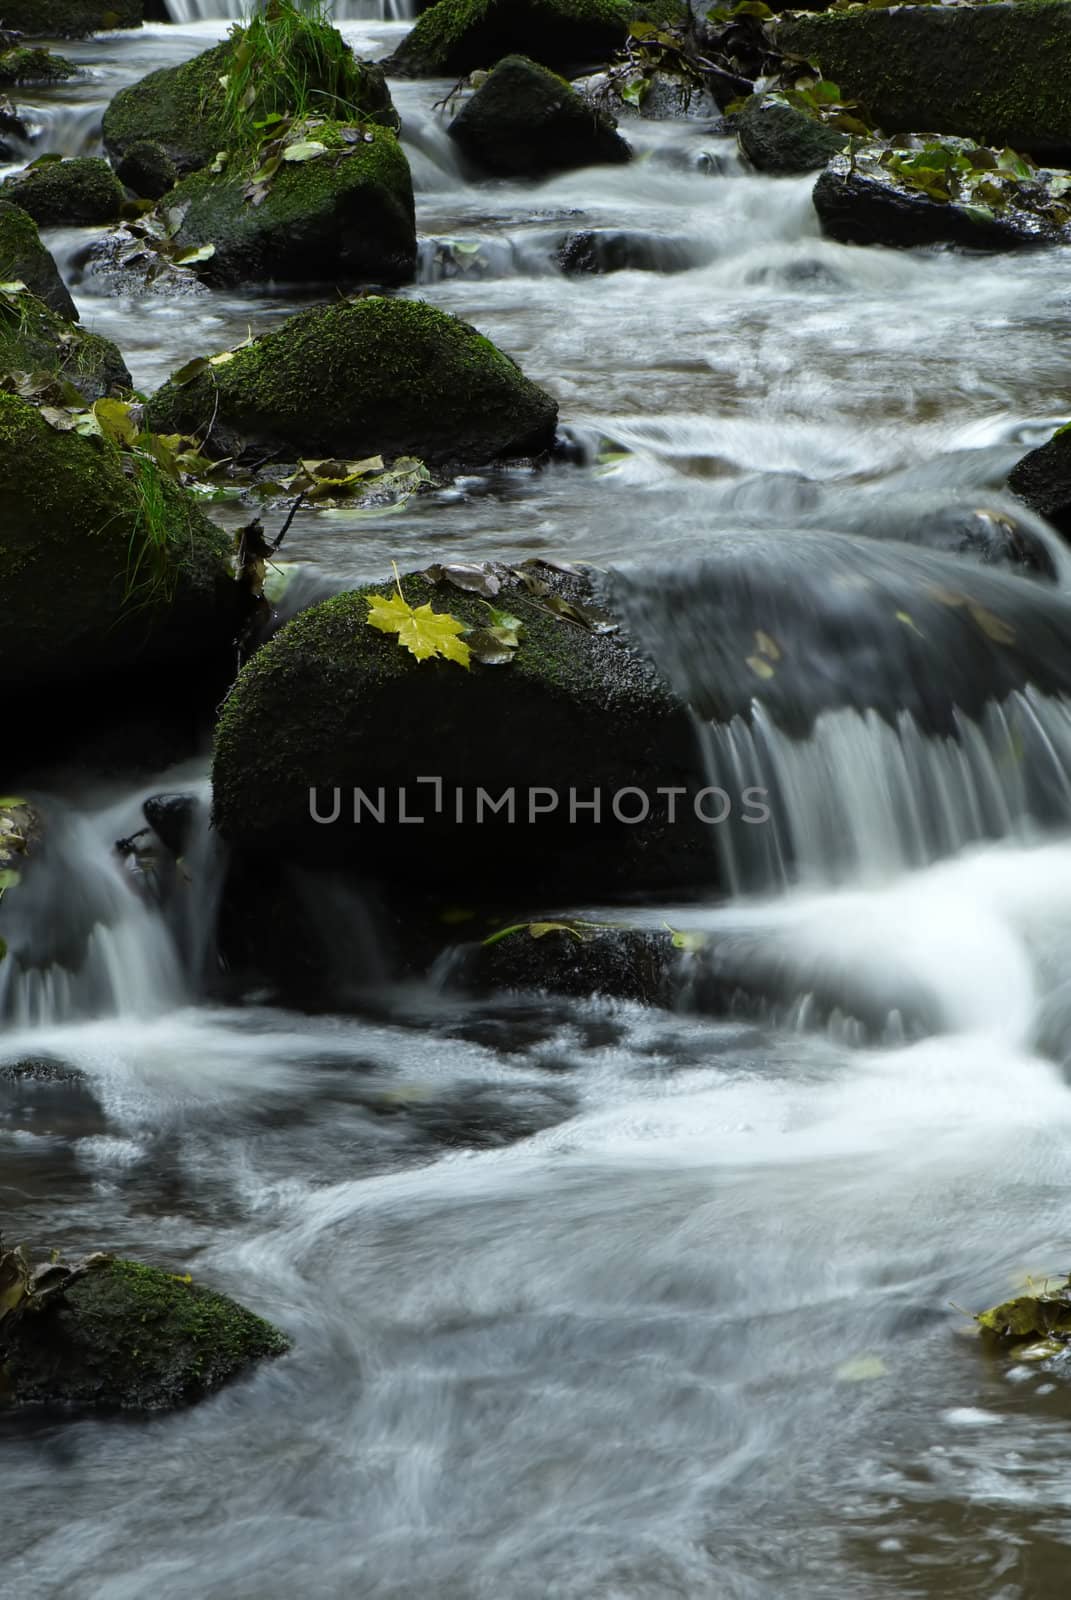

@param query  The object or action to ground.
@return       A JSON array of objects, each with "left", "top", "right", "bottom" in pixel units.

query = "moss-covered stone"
[
  {"left": 738, "top": 93, "right": 847, "bottom": 176},
  {"left": 0, "top": 47, "right": 76, "bottom": 86},
  {"left": 211, "top": 565, "right": 717, "bottom": 909},
  {"left": 777, "top": 2, "right": 1071, "bottom": 161},
  {"left": 1009, "top": 425, "right": 1071, "bottom": 541},
  {"left": 166, "top": 121, "right": 415, "bottom": 290},
  {"left": 102, "top": 25, "right": 398, "bottom": 177},
  {"left": 0, "top": 289, "right": 130, "bottom": 400},
  {"left": 1, "top": 157, "right": 124, "bottom": 227},
  {"left": 0, "top": 201, "right": 78, "bottom": 320},
  {"left": 114, "top": 138, "right": 177, "bottom": 201},
  {"left": 0, "top": 0, "right": 141, "bottom": 37},
  {"left": 387, "top": 0, "right": 682, "bottom": 78},
  {"left": 146, "top": 296, "right": 558, "bottom": 469},
  {"left": 0, "top": 1256, "right": 288, "bottom": 1412},
  {"left": 0, "top": 392, "right": 246, "bottom": 698},
  {"left": 449, "top": 53, "right": 631, "bottom": 177}
]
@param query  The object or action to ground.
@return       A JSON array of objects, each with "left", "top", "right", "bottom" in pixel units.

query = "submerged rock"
[
  {"left": 0, "top": 0, "right": 141, "bottom": 37},
  {"left": 449, "top": 55, "right": 631, "bottom": 178},
  {"left": 387, "top": 0, "right": 676, "bottom": 78},
  {"left": 0, "top": 47, "right": 75, "bottom": 86},
  {"left": 0, "top": 202, "right": 78, "bottom": 321},
  {"left": 738, "top": 93, "right": 846, "bottom": 176},
  {"left": 1008, "top": 426, "right": 1071, "bottom": 543},
  {"left": 0, "top": 286, "right": 130, "bottom": 400},
  {"left": 114, "top": 139, "right": 177, "bottom": 202},
  {"left": 777, "top": 2, "right": 1071, "bottom": 163},
  {"left": 145, "top": 297, "right": 558, "bottom": 470},
  {"left": 0, "top": 1246, "right": 288, "bottom": 1412},
  {"left": 1, "top": 157, "right": 125, "bottom": 227},
  {"left": 557, "top": 226, "right": 702, "bottom": 275},
  {"left": 165, "top": 121, "right": 416, "bottom": 289}
]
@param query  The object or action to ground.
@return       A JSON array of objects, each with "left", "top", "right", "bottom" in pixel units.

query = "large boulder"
[
  {"left": 0, "top": 0, "right": 141, "bottom": 36},
  {"left": 0, "top": 1245, "right": 287, "bottom": 1412},
  {"left": 114, "top": 139, "right": 178, "bottom": 202},
  {"left": 448, "top": 54, "right": 631, "bottom": 178},
  {"left": 738, "top": 94, "right": 847, "bottom": 176},
  {"left": 102, "top": 18, "right": 398, "bottom": 177},
  {"left": 0, "top": 392, "right": 246, "bottom": 707},
  {"left": 777, "top": 3, "right": 1071, "bottom": 163},
  {"left": 0, "top": 287, "right": 130, "bottom": 400},
  {"left": 386, "top": 0, "right": 682, "bottom": 78},
  {"left": 1, "top": 157, "right": 125, "bottom": 227},
  {"left": 145, "top": 297, "right": 559, "bottom": 470},
  {"left": 1009, "top": 426, "right": 1071, "bottom": 542},
  {"left": 0, "top": 47, "right": 75, "bottom": 86},
  {"left": 165, "top": 120, "right": 416, "bottom": 289},
  {"left": 0, "top": 202, "right": 78, "bottom": 321},
  {"left": 211, "top": 564, "right": 716, "bottom": 905}
]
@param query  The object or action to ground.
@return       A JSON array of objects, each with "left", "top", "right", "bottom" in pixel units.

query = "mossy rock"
[
  {"left": 1009, "top": 425, "right": 1071, "bottom": 542},
  {"left": 102, "top": 26, "right": 399, "bottom": 177},
  {"left": 0, "top": 47, "right": 76, "bottom": 86},
  {"left": 456, "top": 919, "right": 679, "bottom": 1002},
  {"left": 145, "top": 296, "right": 558, "bottom": 470},
  {"left": 449, "top": 53, "right": 631, "bottom": 177},
  {"left": 114, "top": 138, "right": 177, "bottom": 201},
  {"left": 0, "top": 1257, "right": 288, "bottom": 1411},
  {"left": 1, "top": 157, "right": 124, "bottom": 227},
  {"left": 387, "top": 0, "right": 685, "bottom": 78},
  {"left": 738, "top": 94, "right": 846, "bottom": 176},
  {"left": 167, "top": 121, "right": 416, "bottom": 290},
  {"left": 777, "top": 2, "right": 1071, "bottom": 162},
  {"left": 211, "top": 565, "right": 716, "bottom": 908},
  {"left": 0, "top": 0, "right": 141, "bottom": 37},
  {"left": 0, "top": 391, "right": 247, "bottom": 699},
  {"left": 0, "top": 201, "right": 78, "bottom": 320},
  {"left": 0, "top": 288, "right": 130, "bottom": 401}
]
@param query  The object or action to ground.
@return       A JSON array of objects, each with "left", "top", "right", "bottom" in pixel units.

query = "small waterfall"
[{"left": 162, "top": 0, "right": 415, "bottom": 20}]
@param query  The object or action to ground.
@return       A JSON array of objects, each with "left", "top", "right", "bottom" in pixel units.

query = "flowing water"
[{"left": 5, "top": 13, "right": 1071, "bottom": 1599}]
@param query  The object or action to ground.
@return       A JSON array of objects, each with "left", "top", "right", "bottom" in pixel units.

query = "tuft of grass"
[
  {"left": 218, "top": 0, "right": 366, "bottom": 157},
  {"left": 123, "top": 454, "right": 188, "bottom": 613}
]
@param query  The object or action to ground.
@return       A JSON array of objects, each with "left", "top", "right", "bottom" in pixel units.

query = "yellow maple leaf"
[{"left": 366, "top": 584, "right": 470, "bottom": 669}]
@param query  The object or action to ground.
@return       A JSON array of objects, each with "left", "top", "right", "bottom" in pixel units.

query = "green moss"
[
  {"left": 387, "top": 0, "right": 638, "bottom": 77},
  {"left": 0, "top": 202, "right": 78, "bottom": 321},
  {"left": 0, "top": 1258, "right": 288, "bottom": 1411},
  {"left": 777, "top": 2, "right": 1071, "bottom": 155},
  {"left": 0, "top": 47, "right": 75, "bottom": 86},
  {"left": 166, "top": 121, "right": 415, "bottom": 288},
  {"left": 449, "top": 54, "right": 631, "bottom": 176},
  {"left": 0, "top": 158, "right": 124, "bottom": 227},
  {"left": 0, "top": 0, "right": 141, "bottom": 36},
  {"left": 145, "top": 295, "right": 557, "bottom": 468},
  {"left": 0, "top": 289, "right": 129, "bottom": 399}
]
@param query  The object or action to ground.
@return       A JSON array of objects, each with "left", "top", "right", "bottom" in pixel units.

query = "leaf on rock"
[
  {"left": 282, "top": 141, "right": 328, "bottom": 163},
  {"left": 366, "top": 591, "right": 471, "bottom": 669},
  {"left": 170, "top": 356, "right": 211, "bottom": 386},
  {"left": 174, "top": 244, "right": 216, "bottom": 267},
  {"left": 977, "top": 1276, "right": 1071, "bottom": 1345}
]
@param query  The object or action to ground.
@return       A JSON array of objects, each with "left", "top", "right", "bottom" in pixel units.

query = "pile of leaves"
[
  {"left": 977, "top": 1274, "right": 1071, "bottom": 1362},
  {"left": 257, "top": 453, "right": 434, "bottom": 513},
  {"left": 751, "top": 73, "right": 871, "bottom": 137},
  {"left": 869, "top": 140, "right": 1071, "bottom": 228}
]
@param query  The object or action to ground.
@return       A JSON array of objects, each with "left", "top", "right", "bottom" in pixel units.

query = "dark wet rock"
[
  {"left": 164, "top": 121, "right": 416, "bottom": 290},
  {"left": 576, "top": 65, "right": 720, "bottom": 122},
  {"left": 0, "top": 288, "right": 129, "bottom": 400},
  {"left": 0, "top": 1056, "right": 80, "bottom": 1084},
  {"left": 557, "top": 226, "right": 703, "bottom": 275},
  {"left": 0, "top": 0, "right": 141, "bottom": 37},
  {"left": 1008, "top": 427, "right": 1071, "bottom": 543},
  {"left": 0, "top": 48, "right": 75, "bottom": 86},
  {"left": 738, "top": 93, "right": 846, "bottom": 176},
  {"left": 0, "top": 392, "right": 247, "bottom": 715},
  {"left": 0, "top": 1250, "right": 288, "bottom": 1412},
  {"left": 1, "top": 157, "right": 124, "bottom": 227},
  {"left": 72, "top": 223, "right": 212, "bottom": 299},
  {"left": 102, "top": 27, "right": 398, "bottom": 177},
  {"left": 380, "top": 1080, "right": 577, "bottom": 1150},
  {"left": 804, "top": 493, "right": 1060, "bottom": 581},
  {"left": 449, "top": 55, "right": 631, "bottom": 178},
  {"left": 0, "top": 96, "right": 28, "bottom": 163},
  {"left": 143, "top": 792, "right": 202, "bottom": 858},
  {"left": 211, "top": 563, "right": 716, "bottom": 904},
  {"left": 387, "top": 0, "right": 685, "bottom": 78},
  {"left": 145, "top": 296, "right": 558, "bottom": 471},
  {"left": 0, "top": 202, "right": 78, "bottom": 321},
  {"left": 455, "top": 919, "right": 679, "bottom": 1004},
  {"left": 114, "top": 138, "right": 177, "bottom": 202},
  {"left": 777, "top": 2, "right": 1071, "bottom": 163},
  {"left": 0, "top": 1059, "right": 108, "bottom": 1140},
  {"left": 813, "top": 153, "right": 1063, "bottom": 253}
]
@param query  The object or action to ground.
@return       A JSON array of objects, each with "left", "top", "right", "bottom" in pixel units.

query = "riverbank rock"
[
  {"left": 777, "top": 3, "right": 1071, "bottom": 163},
  {"left": 0, "top": 286, "right": 130, "bottom": 400},
  {"left": 1009, "top": 426, "right": 1071, "bottom": 542},
  {"left": 102, "top": 21, "right": 398, "bottom": 177},
  {"left": 1, "top": 157, "right": 125, "bottom": 227},
  {"left": 0, "top": 0, "right": 141, "bottom": 36},
  {"left": 455, "top": 918, "right": 680, "bottom": 1003},
  {"left": 0, "top": 202, "right": 77, "bottom": 320},
  {"left": 114, "top": 139, "right": 177, "bottom": 202},
  {"left": 449, "top": 55, "right": 631, "bottom": 178},
  {"left": 812, "top": 149, "right": 1067, "bottom": 252},
  {"left": 0, "top": 392, "right": 246, "bottom": 713},
  {"left": 738, "top": 94, "right": 846, "bottom": 176},
  {"left": 0, "top": 1246, "right": 288, "bottom": 1412},
  {"left": 145, "top": 297, "right": 558, "bottom": 470},
  {"left": 164, "top": 121, "right": 416, "bottom": 290},
  {"left": 387, "top": 0, "right": 681, "bottom": 78},
  {"left": 211, "top": 564, "right": 716, "bottom": 906},
  {"left": 0, "top": 47, "right": 75, "bottom": 86}
]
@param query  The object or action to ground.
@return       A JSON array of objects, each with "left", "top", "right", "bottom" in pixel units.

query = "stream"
[{"left": 4, "top": 12, "right": 1071, "bottom": 1599}]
